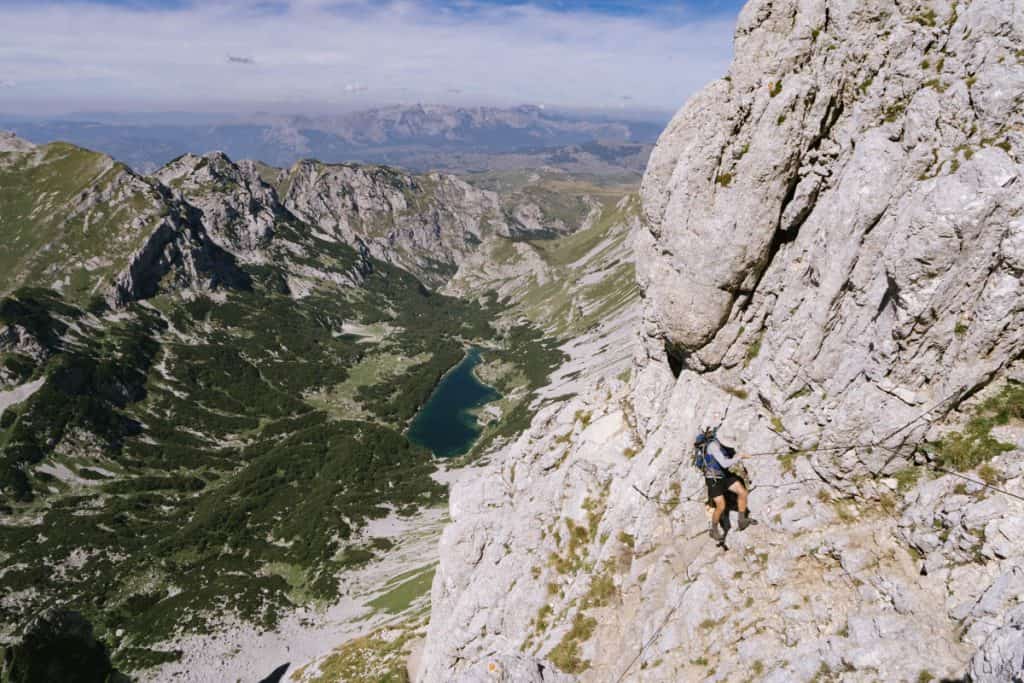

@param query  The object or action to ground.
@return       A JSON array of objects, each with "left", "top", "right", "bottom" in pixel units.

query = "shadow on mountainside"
[{"left": 257, "top": 662, "right": 291, "bottom": 683}]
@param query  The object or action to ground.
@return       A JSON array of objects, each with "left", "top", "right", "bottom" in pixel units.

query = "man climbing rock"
[{"left": 694, "top": 429, "right": 751, "bottom": 541}]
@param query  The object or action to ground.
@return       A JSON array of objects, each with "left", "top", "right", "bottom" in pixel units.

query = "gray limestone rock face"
[
  {"left": 422, "top": 1, "right": 1024, "bottom": 681},
  {"left": 109, "top": 149, "right": 507, "bottom": 305},
  {"left": 154, "top": 153, "right": 282, "bottom": 258},
  {"left": 968, "top": 603, "right": 1024, "bottom": 683},
  {"left": 109, "top": 208, "right": 251, "bottom": 307},
  {"left": 448, "top": 654, "right": 576, "bottom": 683},
  {"left": 637, "top": 0, "right": 1024, "bottom": 479},
  {"left": 0, "top": 131, "right": 35, "bottom": 154},
  {"left": 0, "top": 132, "right": 258, "bottom": 308},
  {"left": 276, "top": 160, "right": 512, "bottom": 288},
  {"left": 0, "top": 325, "right": 48, "bottom": 366}
]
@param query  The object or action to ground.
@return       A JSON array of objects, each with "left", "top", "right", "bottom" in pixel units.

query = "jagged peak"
[
  {"left": 158, "top": 150, "right": 237, "bottom": 173},
  {"left": 0, "top": 131, "right": 35, "bottom": 153}
]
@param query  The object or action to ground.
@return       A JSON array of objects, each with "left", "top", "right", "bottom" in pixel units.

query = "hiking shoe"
[
  {"left": 710, "top": 523, "right": 724, "bottom": 541},
  {"left": 738, "top": 512, "right": 751, "bottom": 531}
]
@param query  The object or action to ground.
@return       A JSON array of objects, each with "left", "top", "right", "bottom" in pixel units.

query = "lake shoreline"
[{"left": 406, "top": 347, "right": 501, "bottom": 458}]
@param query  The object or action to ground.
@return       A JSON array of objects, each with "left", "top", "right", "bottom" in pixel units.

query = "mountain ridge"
[
  {"left": 0, "top": 134, "right": 575, "bottom": 300},
  {"left": 0, "top": 127, "right": 644, "bottom": 681},
  {"left": 1, "top": 105, "right": 664, "bottom": 176}
]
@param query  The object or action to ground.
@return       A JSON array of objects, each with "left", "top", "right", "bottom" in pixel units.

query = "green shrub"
[
  {"left": 913, "top": 9, "right": 937, "bottom": 27},
  {"left": 583, "top": 567, "right": 617, "bottom": 608},
  {"left": 548, "top": 613, "right": 597, "bottom": 674},
  {"left": 787, "top": 385, "right": 813, "bottom": 401},
  {"left": 725, "top": 387, "right": 749, "bottom": 400},
  {"left": 894, "top": 467, "right": 921, "bottom": 493},
  {"left": 745, "top": 333, "right": 763, "bottom": 366},
  {"left": 978, "top": 463, "right": 1001, "bottom": 484},
  {"left": 934, "top": 382, "right": 1021, "bottom": 470},
  {"left": 884, "top": 102, "right": 907, "bottom": 123},
  {"left": 778, "top": 451, "right": 799, "bottom": 475}
]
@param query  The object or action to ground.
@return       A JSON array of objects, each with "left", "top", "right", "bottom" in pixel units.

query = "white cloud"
[{"left": 0, "top": 1, "right": 737, "bottom": 114}]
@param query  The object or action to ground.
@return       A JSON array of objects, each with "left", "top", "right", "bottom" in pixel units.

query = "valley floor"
[
  {"left": 150, "top": 468, "right": 461, "bottom": 683},
  {"left": 250, "top": 296, "right": 639, "bottom": 683}
]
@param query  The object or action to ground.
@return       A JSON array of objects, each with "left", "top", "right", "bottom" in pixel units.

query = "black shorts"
[{"left": 706, "top": 474, "right": 741, "bottom": 500}]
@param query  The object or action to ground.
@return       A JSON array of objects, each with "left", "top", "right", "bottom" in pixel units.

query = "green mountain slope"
[
  {"left": 0, "top": 136, "right": 566, "bottom": 675},
  {"left": 446, "top": 177, "right": 642, "bottom": 339},
  {"left": 0, "top": 142, "right": 167, "bottom": 303},
  {"left": 0, "top": 137, "right": 256, "bottom": 312}
]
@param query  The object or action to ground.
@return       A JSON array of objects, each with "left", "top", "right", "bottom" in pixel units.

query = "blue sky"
[
  {"left": 26, "top": 0, "right": 745, "bottom": 17},
  {"left": 0, "top": 0, "right": 745, "bottom": 115}
]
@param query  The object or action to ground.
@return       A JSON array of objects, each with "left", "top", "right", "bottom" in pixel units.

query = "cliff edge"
[{"left": 422, "top": 1, "right": 1024, "bottom": 681}]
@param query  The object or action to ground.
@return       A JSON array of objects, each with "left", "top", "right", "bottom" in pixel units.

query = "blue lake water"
[{"left": 407, "top": 348, "right": 500, "bottom": 457}]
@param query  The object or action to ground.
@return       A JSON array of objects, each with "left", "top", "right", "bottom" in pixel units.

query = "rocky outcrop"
[
  {"left": 0, "top": 131, "right": 34, "bottom": 154},
  {"left": 969, "top": 603, "right": 1024, "bottom": 683},
  {"left": 423, "top": 1, "right": 1024, "bottom": 681},
  {"left": 109, "top": 203, "right": 251, "bottom": 307},
  {"left": 2, "top": 134, "right": 519, "bottom": 308},
  {"left": 154, "top": 153, "right": 283, "bottom": 258},
  {"left": 444, "top": 194, "right": 641, "bottom": 340},
  {"left": 637, "top": 0, "right": 1024, "bottom": 466},
  {"left": 0, "top": 325, "right": 49, "bottom": 367},
  {"left": 276, "top": 160, "right": 513, "bottom": 288},
  {"left": 154, "top": 152, "right": 529, "bottom": 290},
  {"left": 0, "top": 135, "right": 252, "bottom": 307}
]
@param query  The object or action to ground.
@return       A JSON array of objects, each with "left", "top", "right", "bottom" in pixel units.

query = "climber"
[{"left": 694, "top": 428, "right": 751, "bottom": 541}]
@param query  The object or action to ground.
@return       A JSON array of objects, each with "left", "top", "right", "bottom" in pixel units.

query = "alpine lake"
[{"left": 408, "top": 347, "right": 500, "bottom": 457}]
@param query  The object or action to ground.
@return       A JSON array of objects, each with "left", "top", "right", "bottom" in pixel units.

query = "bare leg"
[
  {"left": 728, "top": 480, "right": 748, "bottom": 513},
  {"left": 730, "top": 481, "right": 751, "bottom": 530},
  {"left": 712, "top": 495, "right": 726, "bottom": 528}
]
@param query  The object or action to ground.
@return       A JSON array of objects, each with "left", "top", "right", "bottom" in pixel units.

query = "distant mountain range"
[{"left": 1, "top": 105, "right": 665, "bottom": 175}]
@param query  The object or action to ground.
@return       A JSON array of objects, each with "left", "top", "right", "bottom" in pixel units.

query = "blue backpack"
[{"left": 693, "top": 428, "right": 734, "bottom": 479}]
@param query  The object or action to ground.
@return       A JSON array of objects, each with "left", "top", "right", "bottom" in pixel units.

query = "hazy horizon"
[
  {"left": 0, "top": 101, "right": 676, "bottom": 125},
  {"left": 0, "top": 0, "right": 744, "bottom": 116}
]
